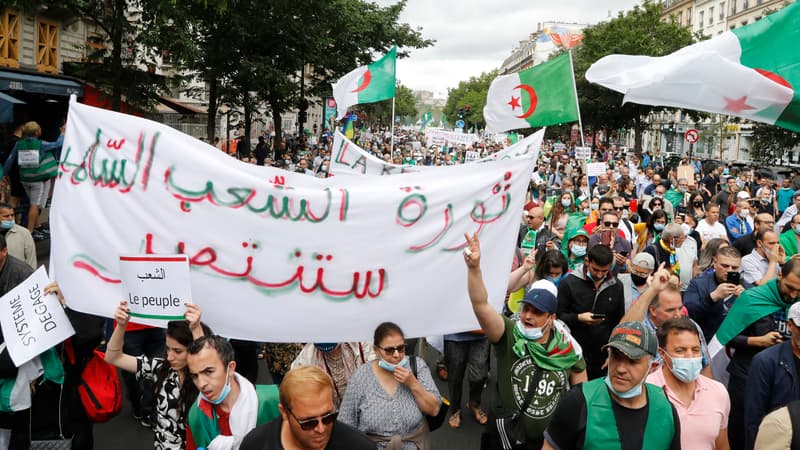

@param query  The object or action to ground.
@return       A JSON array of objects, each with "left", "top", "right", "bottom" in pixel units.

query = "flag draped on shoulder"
[
  {"left": 332, "top": 46, "right": 397, "bottom": 120},
  {"left": 586, "top": 2, "right": 800, "bottom": 132},
  {"left": 484, "top": 53, "right": 579, "bottom": 133}
]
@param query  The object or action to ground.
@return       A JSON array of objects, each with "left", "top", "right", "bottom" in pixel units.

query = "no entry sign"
[{"left": 685, "top": 128, "right": 699, "bottom": 143}]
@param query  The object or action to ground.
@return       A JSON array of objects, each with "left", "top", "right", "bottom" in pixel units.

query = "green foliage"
[
  {"left": 444, "top": 70, "right": 497, "bottom": 129},
  {"left": 573, "top": 0, "right": 695, "bottom": 150},
  {"left": 750, "top": 122, "right": 800, "bottom": 165},
  {"left": 357, "top": 84, "right": 416, "bottom": 125}
]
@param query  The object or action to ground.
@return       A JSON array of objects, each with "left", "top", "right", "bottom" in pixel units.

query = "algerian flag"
[
  {"left": 332, "top": 46, "right": 397, "bottom": 120},
  {"left": 484, "top": 53, "right": 579, "bottom": 133},
  {"left": 586, "top": 2, "right": 800, "bottom": 132}
]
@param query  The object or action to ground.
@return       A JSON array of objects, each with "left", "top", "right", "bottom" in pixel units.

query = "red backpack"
[{"left": 65, "top": 342, "right": 123, "bottom": 423}]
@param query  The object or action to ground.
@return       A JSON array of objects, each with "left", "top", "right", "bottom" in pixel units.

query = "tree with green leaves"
[
  {"left": 572, "top": 0, "right": 695, "bottom": 152},
  {"left": 357, "top": 83, "right": 417, "bottom": 126},
  {"left": 444, "top": 70, "right": 497, "bottom": 130},
  {"left": 750, "top": 122, "right": 800, "bottom": 165}
]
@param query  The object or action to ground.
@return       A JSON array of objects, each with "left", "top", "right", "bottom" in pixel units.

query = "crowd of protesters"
[{"left": 4, "top": 118, "right": 800, "bottom": 450}]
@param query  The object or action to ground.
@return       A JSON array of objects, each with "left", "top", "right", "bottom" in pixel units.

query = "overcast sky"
[{"left": 373, "top": 0, "right": 643, "bottom": 97}]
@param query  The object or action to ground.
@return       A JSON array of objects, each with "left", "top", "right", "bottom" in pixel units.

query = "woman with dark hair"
[
  {"left": 549, "top": 192, "right": 576, "bottom": 240},
  {"left": 688, "top": 192, "right": 707, "bottom": 220},
  {"left": 535, "top": 249, "right": 569, "bottom": 286},
  {"left": 105, "top": 301, "right": 211, "bottom": 450},
  {"left": 634, "top": 209, "right": 668, "bottom": 250},
  {"left": 339, "top": 322, "right": 441, "bottom": 449},
  {"left": 617, "top": 176, "right": 635, "bottom": 201}
]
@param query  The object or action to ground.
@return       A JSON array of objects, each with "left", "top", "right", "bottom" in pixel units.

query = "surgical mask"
[
  {"left": 314, "top": 343, "right": 338, "bottom": 353},
  {"left": 378, "top": 356, "right": 409, "bottom": 372},
  {"left": 571, "top": 244, "right": 587, "bottom": 257},
  {"left": 794, "top": 225, "right": 800, "bottom": 236},
  {"left": 761, "top": 198, "right": 770, "bottom": 203},
  {"left": 678, "top": 187, "right": 687, "bottom": 193},
  {"left": 199, "top": 367, "right": 232, "bottom": 405},
  {"left": 604, "top": 369, "right": 647, "bottom": 399},
  {"left": 680, "top": 223, "right": 693, "bottom": 235},
  {"left": 0, "top": 220, "right": 13, "bottom": 230},
  {"left": 583, "top": 208, "right": 591, "bottom": 215},
  {"left": 515, "top": 317, "right": 550, "bottom": 341},
  {"left": 591, "top": 203, "right": 599, "bottom": 211},
  {"left": 561, "top": 199, "right": 572, "bottom": 207},
  {"left": 545, "top": 274, "right": 564, "bottom": 286},
  {"left": 664, "top": 352, "right": 703, "bottom": 383},
  {"left": 739, "top": 209, "right": 750, "bottom": 217},
  {"left": 653, "top": 223, "right": 665, "bottom": 231}
]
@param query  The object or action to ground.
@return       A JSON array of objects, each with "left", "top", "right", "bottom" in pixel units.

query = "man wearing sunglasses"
[
  {"left": 241, "top": 366, "right": 373, "bottom": 450},
  {"left": 588, "top": 212, "right": 632, "bottom": 277}
]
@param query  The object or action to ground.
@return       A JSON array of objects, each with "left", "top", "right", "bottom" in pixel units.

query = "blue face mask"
[
  {"left": 604, "top": 373, "right": 644, "bottom": 399},
  {"left": 664, "top": 352, "right": 703, "bottom": 383},
  {"left": 0, "top": 220, "right": 12, "bottom": 230},
  {"left": 545, "top": 274, "right": 564, "bottom": 286},
  {"left": 378, "top": 355, "right": 409, "bottom": 372},
  {"left": 314, "top": 343, "right": 338, "bottom": 353},
  {"left": 515, "top": 317, "right": 550, "bottom": 341},
  {"left": 199, "top": 367, "right": 231, "bottom": 405},
  {"left": 653, "top": 223, "right": 665, "bottom": 231},
  {"left": 794, "top": 225, "right": 800, "bottom": 236},
  {"left": 561, "top": 199, "right": 572, "bottom": 207},
  {"left": 571, "top": 244, "right": 587, "bottom": 257}
]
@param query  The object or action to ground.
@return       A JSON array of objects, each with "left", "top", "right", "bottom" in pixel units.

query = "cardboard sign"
[
  {"left": 464, "top": 151, "right": 480, "bottom": 163},
  {"left": 574, "top": 146, "right": 591, "bottom": 160},
  {"left": 0, "top": 267, "right": 75, "bottom": 366},
  {"left": 119, "top": 255, "right": 191, "bottom": 321}
]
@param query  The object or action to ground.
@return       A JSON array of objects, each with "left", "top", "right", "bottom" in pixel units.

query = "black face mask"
[
  {"left": 693, "top": 201, "right": 703, "bottom": 207},
  {"left": 631, "top": 274, "right": 648, "bottom": 286}
]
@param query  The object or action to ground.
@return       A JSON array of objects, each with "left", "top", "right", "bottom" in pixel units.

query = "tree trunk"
[
  {"left": 272, "top": 101, "right": 283, "bottom": 156},
  {"left": 633, "top": 116, "right": 643, "bottom": 153},
  {"left": 110, "top": 0, "right": 125, "bottom": 112},
  {"left": 243, "top": 102, "right": 252, "bottom": 158},
  {"left": 206, "top": 75, "right": 218, "bottom": 142}
]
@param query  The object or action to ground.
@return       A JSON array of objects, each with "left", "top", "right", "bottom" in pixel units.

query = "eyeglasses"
[
  {"left": 379, "top": 344, "right": 407, "bottom": 354},
  {"left": 603, "top": 221, "right": 619, "bottom": 227},
  {"left": 288, "top": 409, "right": 339, "bottom": 431}
]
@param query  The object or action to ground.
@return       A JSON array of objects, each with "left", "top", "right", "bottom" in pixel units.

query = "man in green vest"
[
  {"left": 543, "top": 321, "right": 681, "bottom": 450},
  {"left": 186, "top": 335, "right": 280, "bottom": 449}
]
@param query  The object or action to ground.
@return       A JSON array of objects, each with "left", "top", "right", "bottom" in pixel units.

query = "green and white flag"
[
  {"left": 586, "top": 2, "right": 800, "bottom": 132},
  {"left": 332, "top": 46, "right": 397, "bottom": 120},
  {"left": 483, "top": 53, "right": 579, "bottom": 133}
]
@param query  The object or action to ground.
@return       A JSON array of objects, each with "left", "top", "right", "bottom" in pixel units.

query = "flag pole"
[
  {"left": 390, "top": 96, "right": 396, "bottom": 154},
  {"left": 568, "top": 49, "right": 586, "bottom": 148}
]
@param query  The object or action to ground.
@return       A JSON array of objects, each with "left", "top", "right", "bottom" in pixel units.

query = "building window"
[
  {"left": 0, "top": 11, "right": 20, "bottom": 68},
  {"left": 720, "top": 2, "right": 725, "bottom": 21},
  {"left": 732, "top": 1, "right": 737, "bottom": 15},
  {"left": 743, "top": 0, "right": 749, "bottom": 9},
  {"left": 709, "top": 7, "right": 714, "bottom": 24},
  {"left": 36, "top": 19, "right": 59, "bottom": 73},
  {"left": 699, "top": 10, "right": 705, "bottom": 26}
]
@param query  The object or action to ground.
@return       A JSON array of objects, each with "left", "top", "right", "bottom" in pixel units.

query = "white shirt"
[
  {"left": 695, "top": 219, "right": 729, "bottom": 243},
  {"left": 741, "top": 249, "right": 778, "bottom": 287},
  {"left": 776, "top": 204, "right": 797, "bottom": 232}
]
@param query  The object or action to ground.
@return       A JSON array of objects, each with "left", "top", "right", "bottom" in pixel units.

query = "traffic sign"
[
  {"left": 685, "top": 128, "right": 699, "bottom": 143},
  {"left": 456, "top": 120, "right": 465, "bottom": 128}
]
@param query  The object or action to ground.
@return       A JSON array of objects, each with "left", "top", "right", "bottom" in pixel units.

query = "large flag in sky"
[
  {"left": 484, "top": 53, "right": 579, "bottom": 133},
  {"left": 332, "top": 46, "right": 397, "bottom": 120},
  {"left": 586, "top": 2, "right": 800, "bottom": 132}
]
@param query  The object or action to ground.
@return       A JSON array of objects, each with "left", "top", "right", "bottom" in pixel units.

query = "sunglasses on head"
[
  {"left": 379, "top": 344, "right": 407, "bottom": 354},
  {"left": 289, "top": 409, "right": 339, "bottom": 431}
]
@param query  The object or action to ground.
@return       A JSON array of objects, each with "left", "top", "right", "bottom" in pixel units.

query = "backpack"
[{"left": 65, "top": 342, "right": 122, "bottom": 423}]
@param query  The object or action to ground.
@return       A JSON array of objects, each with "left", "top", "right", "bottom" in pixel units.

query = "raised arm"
[
  {"left": 185, "top": 303, "right": 205, "bottom": 340},
  {"left": 104, "top": 300, "right": 138, "bottom": 373},
  {"left": 507, "top": 250, "right": 536, "bottom": 292},
  {"left": 464, "top": 233, "right": 505, "bottom": 343}
]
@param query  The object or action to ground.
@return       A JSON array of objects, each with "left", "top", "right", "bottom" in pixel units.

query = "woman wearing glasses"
[{"left": 339, "top": 322, "right": 441, "bottom": 449}]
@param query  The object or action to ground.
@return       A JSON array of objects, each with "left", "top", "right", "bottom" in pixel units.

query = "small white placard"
[
  {"left": 587, "top": 162, "right": 607, "bottom": 176},
  {"left": 0, "top": 267, "right": 75, "bottom": 366},
  {"left": 119, "top": 255, "right": 191, "bottom": 321}
]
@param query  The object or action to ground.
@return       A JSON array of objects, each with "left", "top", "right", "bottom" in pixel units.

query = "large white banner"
[
  {"left": 425, "top": 129, "right": 479, "bottom": 148},
  {"left": 330, "top": 129, "right": 544, "bottom": 177},
  {"left": 50, "top": 99, "right": 536, "bottom": 342}
]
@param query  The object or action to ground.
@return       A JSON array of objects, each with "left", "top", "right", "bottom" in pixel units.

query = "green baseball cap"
[{"left": 602, "top": 321, "right": 657, "bottom": 359}]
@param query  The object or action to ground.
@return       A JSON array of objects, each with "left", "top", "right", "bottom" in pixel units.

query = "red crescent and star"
[
  {"left": 723, "top": 69, "right": 793, "bottom": 114},
  {"left": 508, "top": 84, "right": 538, "bottom": 119},
  {"left": 351, "top": 69, "right": 372, "bottom": 93}
]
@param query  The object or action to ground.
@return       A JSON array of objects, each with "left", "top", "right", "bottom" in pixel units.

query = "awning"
[
  {"left": 0, "top": 70, "right": 83, "bottom": 97},
  {"left": 157, "top": 96, "right": 207, "bottom": 115},
  {"left": 0, "top": 91, "right": 25, "bottom": 124}
]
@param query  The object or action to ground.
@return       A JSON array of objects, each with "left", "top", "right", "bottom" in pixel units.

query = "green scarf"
[
  {"left": 664, "top": 188, "right": 684, "bottom": 209},
  {"left": 715, "top": 279, "right": 786, "bottom": 345},
  {"left": 780, "top": 228, "right": 799, "bottom": 258},
  {"left": 512, "top": 322, "right": 580, "bottom": 371}
]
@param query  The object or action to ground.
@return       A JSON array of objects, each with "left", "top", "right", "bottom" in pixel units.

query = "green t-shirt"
[{"left": 493, "top": 317, "right": 586, "bottom": 442}]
